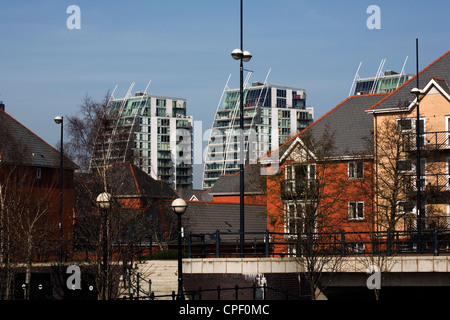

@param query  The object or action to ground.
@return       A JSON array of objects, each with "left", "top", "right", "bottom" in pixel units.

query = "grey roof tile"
[
  {"left": 180, "top": 201, "right": 267, "bottom": 242},
  {"left": 0, "top": 109, "right": 76, "bottom": 169},
  {"left": 304, "top": 94, "right": 388, "bottom": 157},
  {"left": 207, "top": 163, "right": 265, "bottom": 195},
  {"left": 368, "top": 50, "right": 450, "bottom": 112}
]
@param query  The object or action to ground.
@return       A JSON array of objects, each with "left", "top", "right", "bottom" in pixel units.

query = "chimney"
[{"left": 0, "top": 101, "right": 4, "bottom": 111}]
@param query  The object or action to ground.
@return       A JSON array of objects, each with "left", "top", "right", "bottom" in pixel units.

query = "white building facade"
[{"left": 202, "top": 82, "right": 313, "bottom": 189}]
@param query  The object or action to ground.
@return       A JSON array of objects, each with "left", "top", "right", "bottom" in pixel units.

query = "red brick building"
[
  {"left": 0, "top": 107, "right": 76, "bottom": 260},
  {"left": 202, "top": 93, "right": 387, "bottom": 255}
]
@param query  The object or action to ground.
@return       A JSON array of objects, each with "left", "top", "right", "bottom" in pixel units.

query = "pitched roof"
[
  {"left": 0, "top": 109, "right": 76, "bottom": 169},
  {"left": 181, "top": 201, "right": 267, "bottom": 242},
  {"left": 87, "top": 161, "right": 176, "bottom": 199},
  {"left": 305, "top": 94, "right": 388, "bottom": 157},
  {"left": 207, "top": 163, "right": 265, "bottom": 196},
  {"left": 274, "top": 93, "right": 388, "bottom": 159},
  {"left": 368, "top": 50, "right": 450, "bottom": 113}
]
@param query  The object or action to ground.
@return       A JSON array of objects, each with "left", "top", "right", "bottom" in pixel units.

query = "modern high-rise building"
[
  {"left": 353, "top": 70, "right": 413, "bottom": 95},
  {"left": 91, "top": 90, "right": 193, "bottom": 190},
  {"left": 202, "top": 81, "right": 314, "bottom": 189}
]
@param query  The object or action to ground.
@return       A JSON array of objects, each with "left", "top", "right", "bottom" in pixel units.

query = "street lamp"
[
  {"left": 96, "top": 192, "right": 112, "bottom": 300},
  {"left": 231, "top": 0, "right": 252, "bottom": 258},
  {"left": 172, "top": 198, "right": 187, "bottom": 300},
  {"left": 54, "top": 116, "right": 63, "bottom": 263},
  {"left": 410, "top": 87, "right": 425, "bottom": 252},
  {"left": 96, "top": 192, "right": 112, "bottom": 210}
]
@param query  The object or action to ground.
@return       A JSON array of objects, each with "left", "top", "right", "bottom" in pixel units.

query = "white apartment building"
[{"left": 202, "top": 81, "right": 314, "bottom": 189}]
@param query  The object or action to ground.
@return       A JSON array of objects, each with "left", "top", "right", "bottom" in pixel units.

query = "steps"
[{"left": 118, "top": 260, "right": 179, "bottom": 300}]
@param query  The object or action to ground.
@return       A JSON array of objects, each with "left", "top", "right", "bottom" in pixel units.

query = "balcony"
[
  {"left": 403, "top": 131, "right": 450, "bottom": 152},
  {"left": 403, "top": 173, "right": 450, "bottom": 197},
  {"left": 281, "top": 180, "right": 318, "bottom": 200}
]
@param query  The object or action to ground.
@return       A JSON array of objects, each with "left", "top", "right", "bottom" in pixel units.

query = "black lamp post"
[
  {"left": 54, "top": 116, "right": 63, "bottom": 263},
  {"left": 411, "top": 38, "right": 425, "bottom": 253},
  {"left": 231, "top": 0, "right": 252, "bottom": 258},
  {"left": 172, "top": 198, "right": 187, "bottom": 300},
  {"left": 96, "top": 192, "right": 112, "bottom": 300},
  {"left": 410, "top": 87, "right": 425, "bottom": 252}
]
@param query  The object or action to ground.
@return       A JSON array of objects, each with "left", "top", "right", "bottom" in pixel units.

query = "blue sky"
[{"left": 1, "top": 0, "right": 450, "bottom": 188}]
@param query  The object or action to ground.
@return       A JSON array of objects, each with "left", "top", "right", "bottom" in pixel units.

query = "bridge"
[
  {"left": 181, "top": 255, "right": 450, "bottom": 300},
  {"left": 179, "top": 228, "right": 450, "bottom": 300}
]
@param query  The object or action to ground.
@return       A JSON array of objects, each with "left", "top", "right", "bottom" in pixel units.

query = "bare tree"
[
  {"left": 6, "top": 168, "right": 57, "bottom": 299},
  {"left": 262, "top": 128, "right": 349, "bottom": 299},
  {"left": 67, "top": 93, "right": 176, "bottom": 299},
  {"left": 64, "top": 92, "right": 112, "bottom": 173},
  {"left": 0, "top": 116, "right": 58, "bottom": 300},
  {"left": 354, "top": 102, "right": 441, "bottom": 300}
]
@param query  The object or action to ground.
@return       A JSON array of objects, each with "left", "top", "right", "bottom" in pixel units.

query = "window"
[
  {"left": 348, "top": 242, "right": 365, "bottom": 254},
  {"left": 286, "top": 203, "right": 299, "bottom": 234},
  {"left": 284, "top": 164, "right": 316, "bottom": 199},
  {"left": 277, "top": 89, "right": 286, "bottom": 97},
  {"left": 397, "top": 200, "right": 415, "bottom": 215},
  {"left": 348, "top": 161, "right": 363, "bottom": 179},
  {"left": 398, "top": 159, "right": 413, "bottom": 172},
  {"left": 397, "top": 118, "right": 425, "bottom": 148},
  {"left": 156, "top": 99, "right": 166, "bottom": 107},
  {"left": 277, "top": 98, "right": 286, "bottom": 108},
  {"left": 447, "top": 158, "right": 450, "bottom": 191},
  {"left": 285, "top": 164, "right": 316, "bottom": 181},
  {"left": 285, "top": 202, "right": 315, "bottom": 234},
  {"left": 348, "top": 202, "right": 364, "bottom": 220},
  {"left": 414, "top": 159, "right": 426, "bottom": 191}
]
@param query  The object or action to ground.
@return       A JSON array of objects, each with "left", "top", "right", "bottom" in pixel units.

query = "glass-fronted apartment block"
[
  {"left": 91, "top": 91, "right": 193, "bottom": 190},
  {"left": 202, "top": 82, "right": 313, "bottom": 189},
  {"left": 354, "top": 70, "right": 413, "bottom": 95}
]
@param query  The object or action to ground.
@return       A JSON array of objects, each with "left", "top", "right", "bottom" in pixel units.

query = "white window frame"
[
  {"left": 396, "top": 200, "right": 415, "bottom": 215},
  {"left": 285, "top": 202, "right": 300, "bottom": 234},
  {"left": 348, "top": 242, "right": 365, "bottom": 254},
  {"left": 413, "top": 158, "right": 426, "bottom": 191},
  {"left": 447, "top": 157, "right": 450, "bottom": 191},
  {"left": 446, "top": 116, "right": 450, "bottom": 149},
  {"left": 398, "top": 159, "right": 413, "bottom": 173},
  {"left": 348, "top": 201, "right": 364, "bottom": 220},
  {"left": 348, "top": 161, "right": 364, "bottom": 179},
  {"left": 397, "top": 117, "right": 426, "bottom": 148}
]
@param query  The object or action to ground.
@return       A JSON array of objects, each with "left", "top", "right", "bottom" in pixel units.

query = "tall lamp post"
[
  {"left": 97, "top": 192, "right": 112, "bottom": 300},
  {"left": 231, "top": 0, "right": 252, "bottom": 258},
  {"left": 54, "top": 116, "right": 64, "bottom": 263},
  {"left": 172, "top": 198, "right": 187, "bottom": 300},
  {"left": 411, "top": 37, "right": 425, "bottom": 253},
  {"left": 410, "top": 87, "right": 425, "bottom": 252}
]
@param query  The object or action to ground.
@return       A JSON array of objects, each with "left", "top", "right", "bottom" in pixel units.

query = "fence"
[
  {"left": 403, "top": 131, "right": 450, "bottom": 152},
  {"left": 186, "top": 228, "right": 450, "bottom": 258},
  {"left": 122, "top": 283, "right": 304, "bottom": 301}
]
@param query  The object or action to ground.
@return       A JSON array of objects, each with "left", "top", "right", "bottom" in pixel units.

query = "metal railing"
[
  {"left": 123, "top": 283, "right": 304, "bottom": 300},
  {"left": 186, "top": 228, "right": 450, "bottom": 258},
  {"left": 402, "top": 173, "right": 450, "bottom": 195},
  {"left": 403, "top": 131, "right": 450, "bottom": 152}
]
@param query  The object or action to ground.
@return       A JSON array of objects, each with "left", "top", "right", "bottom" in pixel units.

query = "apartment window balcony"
[
  {"left": 281, "top": 179, "right": 318, "bottom": 200},
  {"left": 402, "top": 173, "right": 450, "bottom": 195},
  {"left": 403, "top": 131, "right": 450, "bottom": 152}
]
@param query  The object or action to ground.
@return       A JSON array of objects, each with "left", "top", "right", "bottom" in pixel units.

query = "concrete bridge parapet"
[
  {"left": 183, "top": 255, "right": 450, "bottom": 275},
  {"left": 183, "top": 257, "right": 303, "bottom": 275}
]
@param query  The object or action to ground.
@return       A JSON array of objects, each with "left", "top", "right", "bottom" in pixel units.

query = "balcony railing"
[
  {"left": 403, "top": 131, "right": 450, "bottom": 152},
  {"left": 186, "top": 227, "right": 450, "bottom": 258},
  {"left": 403, "top": 173, "right": 450, "bottom": 194},
  {"left": 281, "top": 180, "right": 318, "bottom": 200}
]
